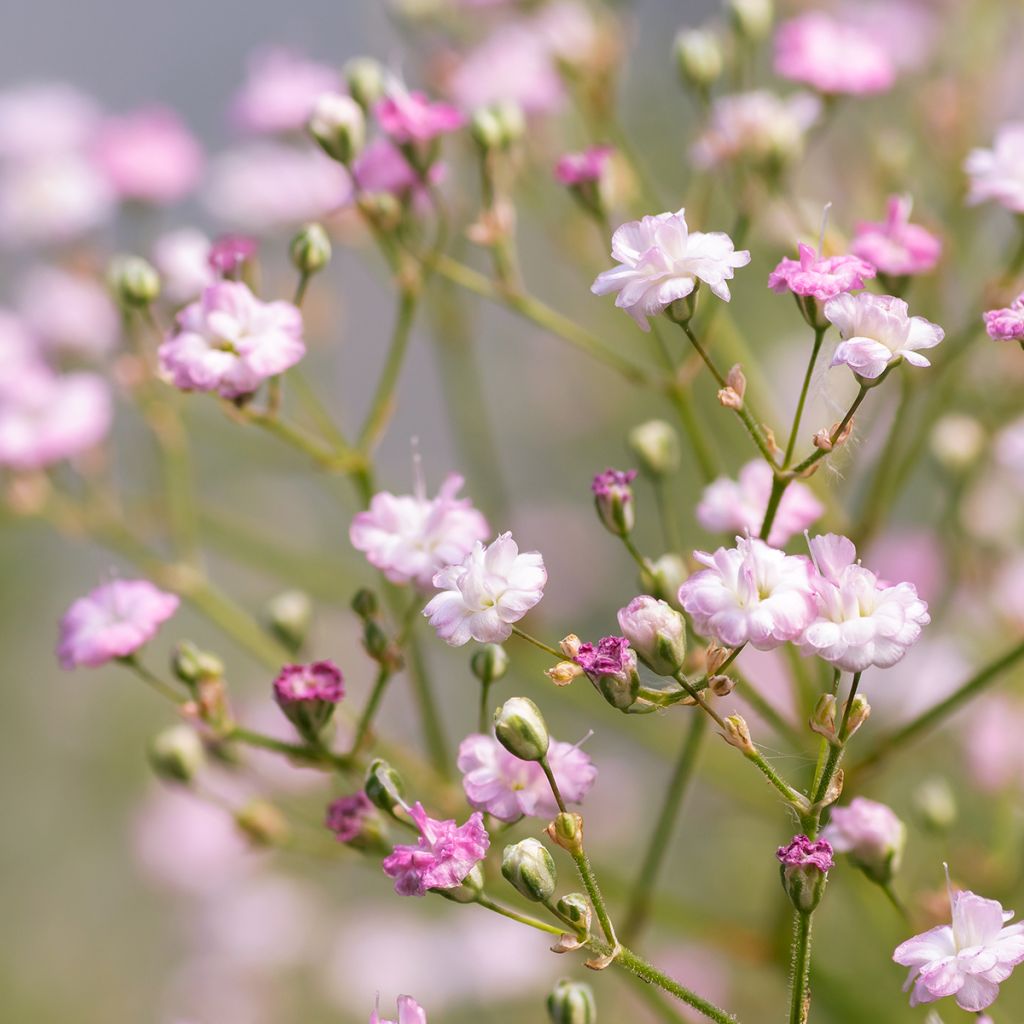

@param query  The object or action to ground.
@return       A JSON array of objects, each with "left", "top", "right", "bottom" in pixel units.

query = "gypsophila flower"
[
  {"left": 616, "top": 595, "right": 686, "bottom": 675},
  {"left": 0, "top": 81, "right": 99, "bottom": 159},
  {"left": 800, "top": 533, "right": 930, "bottom": 672},
  {"left": 768, "top": 243, "right": 875, "bottom": 301},
  {"left": 576, "top": 635, "right": 634, "bottom": 678},
  {"left": 152, "top": 227, "right": 214, "bottom": 304},
  {"left": 696, "top": 460, "right": 823, "bottom": 548},
  {"left": 17, "top": 265, "right": 118, "bottom": 358},
  {"left": 382, "top": 802, "right": 489, "bottom": 896},
  {"left": 57, "top": 579, "right": 179, "bottom": 669},
  {"left": 965, "top": 123, "right": 1024, "bottom": 214},
  {"left": 325, "top": 792, "right": 374, "bottom": 843},
  {"left": 375, "top": 90, "right": 465, "bottom": 144},
  {"left": 273, "top": 660, "right": 344, "bottom": 705},
  {"left": 208, "top": 234, "right": 258, "bottom": 276},
  {"left": 822, "top": 797, "right": 905, "bottom": 882},
  {"left": 678, "top": 537, "right": 817, "bottom": 650},
  {"left": 158, "top": 281, "right": 305, "bottom": 399},
  {"left": 350, "top": 473, "right": 489, "bottom": 589},
  {"left": 423, "top": 532, "right": 546, "bottom": 646},
  {"left": 777, "top": 834, "right": 834, "bottom": 872},
  {"left": 983, "top": 295, "right": 1024, "bottom": 341},
  {"left": 457, "top": 733, "right": 596, "bottom": 822},
  {"left": 591, "top": 208, "right": 750, "bottom": 330},
  {"left": 353, "top": 137, "right": 445, "bottom": 206},
  {"left": 894, "top": 884, "right": 1024, "bottom": 1011},
  {"left": 852, "top": 196, "right": 942, "bottom": 278},
  {"left": 555, "top": 145, "right": 613, "bottom": 186},
  {"left": 827, "top": 292, "right": 944, "bottom": 380},
  {"left": 371, "top": 996, "right": 427, "bottom": 1024}
]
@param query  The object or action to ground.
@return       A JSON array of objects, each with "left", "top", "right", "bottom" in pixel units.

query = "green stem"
[
  {"left": 122, "top": 657, "right": 186, "bottom": 705},
  {"left": 478, "top": 679, "right": 494, "bottom": 734},
  {"left": 571, "top": 846, "right": 618, "bottom": 949},
  {"left": 790, "top": 385, "right": 870, "bottom": 476},
  {"left": 788, "top": 911, "right": 813, "bottom": 1024},
  {"left": 399, "top": 620, "right": 450, "bottom": 779},
  {"left": 666, "top": 383, "right": 719, "bottom": 482},
  {"left": 470, "top": 894, "right": 565, "bottom": 936},
  {"left": 652, "top": 478, "right": 683, "bottom": 553},
  {"left": 349, "top": 664, "right": 394, "bottom": 755},
  {"left": 622, "top": 535, "right": 652, "bottom": 573},
  {"left": 541, "top": 757, "right": 568, "bottom": 814},
  {"left": 226, "top": 725, "right": 351, "bottom": 772},
  {"left": 783, "top": 325, "right": 827, "bottom": 468},
  {"left": 510, "top": 626, "right": 563, "bottom": 660},
  {"left": 810, "top": 672, "right": 862, "bottom": 816}
]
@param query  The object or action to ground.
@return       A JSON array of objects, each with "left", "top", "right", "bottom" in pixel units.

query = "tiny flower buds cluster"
[
  {"left": 272, "top": 660, "right": 345, "bottom": 741},
  {"left": 547, "top": 979, "right": 597, "bottom": 1024},
  {"left": 494, "top": 696, "right": 550, "bottom": 762},
  {"left": 575, "top": 635, "right": 641, "bottom": 711},
  {"left": 290, "top": 222, "right": 332, "bottom": 276},
  {"left": 627, "top": 420, "right": 680, "bottom": 478},
  {"left": 591, "top": 468, "right": 637, "bottom": 537},
  {"left": 108, "top": 254, "right": 161, "bottom": 308},
  {"left": 822, "top": 797, "right": 905, "bottom": 884},
  {"left": 265, "top": 588, "right": 313, "bottom": 653},
  {"left": 616, "top": 595, "right": 686, "bottom": 676},
  {"left": 777, "top": 835, "right": 833, "bottom": 913},
  {"left": 308, "top": 92, "right": 365, "bottom": 165},
  {"left": 147, "top": 724, "right": 204, "bottom": 785},
  {"left": 170, "top": 640, "right": 226, "bottom": 726},
  {"left": 502, "top": 838, "right": 558, "bottom": 902}
]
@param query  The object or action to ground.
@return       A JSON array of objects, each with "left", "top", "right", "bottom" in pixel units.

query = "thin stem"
[
  {"left": 791, "top": 385, "right": 870, "bottom": 476},
  {"left": 622, "top": 535, "right": 652, "bottom": 573},
  {"left": 783, "top": 325, "right": 827, "bottom": 468},
  {"left": 478, "top": 679, "right": 494, "bottom": 734},
  {"left": 293, "top": 271, "right": 311, "bottom": 307},
  {"left": 349, "top": 664, "right": 394, "bottom": 755},
  {"left": 510, "top": 626, "right": 563, "bottom": 661},
  {"left": 541, "top": 757, "right": 568, "bottom": 814},
  {"left": 230, "top": 405, "right": 362, "bottom": 474},
  {"left": 226, "top": 725, "right": 351, "bottom": 772},
  {"left": 810, "top": 672, "right": 862, "bottom": 813},
  {"left": 470, "top": 894, "right": 565, "bottom": 936},
  {"left": 571, "top": 846, "right": 618, "bottom": 950},
  {"left": 788, "top": 911, "right": 813, "bottom": 1024},
  {"left": 653, "top": 478, "right": 683, "bottom": 553},
  {"left": 400, "top": 621, "right": 450, "bottom": 779},
  {"left": 121, "top": 657, "right": 186, "bottom": 705}
]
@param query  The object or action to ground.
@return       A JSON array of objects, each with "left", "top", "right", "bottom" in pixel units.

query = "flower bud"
[
  {"left": 627, "top": 420, "right": 680, "bottom": 478},
  {"left": 108, "top": 254, "right": 161, "bottom": 308},
  {"left": 171, "top": 640, "right": 224, "bottom": 685},
  {"left": 546, "top": 660, "right": 584, "bottom": 686},
  {"left": 722, "top": 713, "right": 755, "bottom": 755},
  {"left": 445, "top": 862, "right": 485, "bottom": 904},
  {"left": 914, "top": 777, "right": 956, "bottom": 832},
  {"left": 493, "top": 100, "right": 526, "bottom": 146},
  {"left": 576, "top": 636, "right": 641, "bottom": 712},
  {"left": 325, "top": 792, "right": 387, "bottom": 852},
  {"left": 147, "top": 724, "right": 204, "bottom": 784},
  {"left": 616, "top": 595, "right": 686, "bottom": 676},
  {"left": 471, "top": 107, "right": 504, "bottom": 151},
  {"left": 726, "top": 363, "right": 747, "bottom": 399},
  {"left": 727, "top": 0, "right": 773, "bottom": 40},
  {"left": 674, "top": 28, "right": 724, "bottom": 89},
  {"left": 641, "top": 554, "right": 687, "bottom": 605},
  {"left": 502, "top": 838, "right": 558, "bottom": 902},
  {"left": 290, "top": 222, "right": 332, "bottom": 276},
  {"left": 559, "top": 634, "right": 582, "bottom": 659},
  {"left": 717, "top": 387, "right": 743, "bottom": 410},
  {"left": 236, "top": 799, "right": 290, "bottom": 847},
  {"left": 351, "top": 587, "right": 379, "bottom": 620},
  {"left": 365, "top": 758, "right": 406, "bottom": 813},
  {"left": 362, "top": 618, "right": 391, "bottom": 662},
  {"left": 547, "top": 979, "right": 597, "bottom": 1024},
  {"left": 265, "top": 589, "right": 313, "bottom": 653},
  {"left": 494, "top": 696, "right": 550, "bottom": 762},
  {"left": 777, "top": 834, "right": 832, "bottom": 913},
  {"left": 591, "top": 468, "right": 638, "bottom": 537},
  {"left": 843, "top": 695, "right": 871, "bottom": 738},
  {"left": 704, "top": 642, "right": 730, "bottom": 675},
  {"left": 809, "top": 693, "right": 837, "bottom": 742},
  {"left": 556, "top": 893, "right": 592, "bottom": 933},
  {"left": 344, "top": 57, "right": 385, "bottom": 111},
  {"left": 471, "top": 644, "right": 509, "bottom": 686},
  {"left": 546, "top": 811, "right": 584, "bottom": 855},
  {"left": 821, "top": 797, "right": 905, "bottom": 885},
  {"left": 309, "top": 92, "right": 365, "bottom": 165},
  {"left": 709, "top": 674, "right": 734, "bottom": 696},
  {"left": 931, "top": 414, "right": 985, "bottom": 473}
]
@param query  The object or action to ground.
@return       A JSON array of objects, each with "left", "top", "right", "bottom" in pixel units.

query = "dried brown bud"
[
  {"left": 710, "top": 674, "right": 735, "bottom": 696},
  {"left": 717, "top": 386, "right": 743, "bottom": 409},
  {"left": 813, "top": 428, "right": 833, "bottom": 452},
  {"left": 762, "top": 426, "right": 780, "bottom": 456},
  {"left": 546, "top": 661, "right": 583, "bottom": 686},
  {"left": 705, "top": 642, "right": 730, "bottom": 674},
  {"left": 726, "top": 363, "right": 747, "bottom": 398},
  {"left": 560, "top": 634, "right": 582, "bottom": 659}
]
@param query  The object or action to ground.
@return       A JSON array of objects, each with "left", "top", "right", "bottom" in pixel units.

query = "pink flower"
[
  {"left": 774, "top": 13, "right": 896, "bottom": 95},
  {"left": 964, "top": 697, "right": 1024, "bottom": 793},
  {"left": 592, "top": 208, "right": 751, "bottom": 330},
  {"left": 851, "top": 196, "right": 942, "bottom": 278},
  {"left": 382, "top": 802, "right": 489, "bottom": 896},
  {"left": 821, "top": 797, "right": 905, "bottom": 880},
  {"left": 894, "top": 886, "right": 1024, "bottom": 1011},
  {"left": 371, "top": 996, "right": 427, "bottom": 1024},
  {"left": 158, "top": 281, "right": 305, "bottom": 399},
  {"left": 352, "top": 138, "right": 445, "bottom": 205},
  {"left": 0, "top": 82, "right": 100, "bottom": 160},
  {"left": 457, "top": 733, "right": 596, "bottom": 822},
  {"left": 983, "top": 294, "right": 1024, "bottom": 341},
  {"left": 17, "top": 264, "right": 119, "bottom": 358},
  {"left": 325, "top": 792, "right": 374, "bottom": 843},
  {"left": 555, "top": 145, "right": 613, "bottom": 186},
  {"left": 678, "top": 537, "right": 817, "bottom": 650},
  {"left": 767, "top": 243, "right": 875, "bottom": 301},
  {"left": 777, "top": 834, "right": 834, "bottom": 872},
  {"left": 826, "top": 292, "right": 944, "bottom": 380},
  {"left": 152, "top": 227, "right": 214, "bottom": 304},
  {"left": 350, "top": 472, "right": 489, "bottom": 589},
  {"left": 0, "top": 368, "right": 112, "bottom": 470},
  {"left": 92, "top": 107, "right": 203, "bottom": 204},
  {"left": 800, "top": 533, "right": 930, "bottom": 672},
  {"left": 57, "top": 579, "right": 180, "bottom": 669},
  {"left": 696, "top": 460, "right": 823, "bottom": 548},
  {"left": 230, "top": 48, "right": 340, "bottom": 135},
  {"left": 208, "top": 234, "right": 259, "bottom": 275},
  {"left": 965, "top": 123, "right": 1024, "bottom": 214},
  {"left": 273, "top": 660, "right": 344, "bottom": 705},
  {"left": 576, "top": 635, "right": 634, "bottom": 678},
  {"left": 375, "top": 91, "right": 465, "bottom": 145},
  {"left": 423, "top": 532, "right": 546, "bottom": 646}
]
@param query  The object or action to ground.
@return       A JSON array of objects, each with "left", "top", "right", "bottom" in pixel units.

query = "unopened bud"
[
  {"left": 717, "top": 386, "right": 743, "bottom": 409},
  {"left": 592, "top": 468, "right": 637, "bottom": 537},
  {"left": 362, "top": 619, "right": 391, "bottom": 661},
  {"left": 665, "top": 290, "right": 699, "bottom": 325},
  {"left": 762, "top": 425, "right": 780, "bottom": 457},
  {"left": 843, "top": 695, "right": 870, "bottom": 738},
  {"left": 147, "top": 724, "right": 204, "bottom": 784},
  {"left": 290, "top": 222, "right": 332, "bottom": 275},
  {"left": 547, "top": 660, "right": 584, "bottom": 686},
  {"left": 108, "top": 254, "right": 161, "bottom": 307},
  {"left": 914, "top": 777, "right": 957, "bottom": 832},
  {"left": 171, "top": 641, "right": 224, "bottom": 685},
  {"left": 495, "top": 697, "right": 550, "bottom": 762},
  {"left": 351, "top": 588, "right": 379, "bottom": 620},
  {"left": 471, "top": 644, "right": 509, "bottom": 686},
  {"left": 445, "top": 862, "right": 485, "bottom": 903},
  {"left": 777, "top": 834, "right": 832, "bottom": 913},
  {"left": 627, "top": 419, "right": 680, "bottom": 478},
  {"left": 560, "top": 635, "right": 582, "bottom": 659},
  {"left": 722, "top": 713, "right": 755, "bottom": 754},
  {"left": 616, "top": 595, "right": 686, "bottom": 676},
  {"left": 266, "top": 589, "right": 313, "bottom": 653},
  {"left": 309, "top": 92, "right": 365, "bottom": 165},
  {"left": 577, "top": 637, "right": 641, "bottom": 712},
  {"left": 236, "top": 800, "right": 290, "bottom": 847},
  {"left": 710, "top": 674, "right": 734, "bottom": 696},
  {"left": 931, "top": 414, "right": 985, "bottom": 472},
  {"left": 675, "top": 28, "right": 724, "bottom": 89},
  {"left": 344, "top": 57, "right": 385, "bottom": 111},
  {"left": 641, "top": 553, "right": 687, "bottom": 604},
  {"left": 809, "top": 693, "right": 838, "bottom": 742},
  {"left": 471, "top": 107, "right": 504, "bottom": 151},
  {"left": 556, "top": 893, "right": 592, "bottom": 933},
  {"left": 502, "top": 838, "right": 558, "bottom": 902},
  {"left": 359, "top": 191, "right": 403, "bottom": 232},
  {"left": 547, "top": 979, "right": 597, "bottom": 1024},
  {"left": 492, "top": 100, "right": 525, "bottom": 146},
  {"left": 727, "top": 0, "right": 774, "bottom": 40},
  {"left": 546, "top": 811, "right": 584, "bottom": 855},
  {"left": 705, "top": 642, "right": 730, "bottom": 675},
  {"left": 364, "top": 758, "right": 406, "bottom": 813},
  {"left": 726, "top": 363, "right": 747, "bottom": 398}
]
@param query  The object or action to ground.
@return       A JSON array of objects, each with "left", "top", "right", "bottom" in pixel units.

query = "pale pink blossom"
[
  {"left": 865, "top": 529, "right": 943, "bottom": 605},
  {"left": 696, "top": 460, "right": 823, "bottom": 548},
  {"left": 457, "top": 733, "right": 596, "bottom": 822},
  {"left": 840, "top": 1, "right": 939, "bottom": 73},
  {"left": 0, "top": 310, "right": 38, "bottom": 383},
  {"left": 827, "top": 292, "right": 944, "bottom": 380},
  {"left": 822, "top": 797, "right": 905, "bottom": 879},
  {"left": 965, "top": 123, "right": 1024, "bottom": 214},
  {"left": 995, "top": 416, "right": 1024, "bottom": 482},
  {"left": 230, "top": 48, "right": 340, "bottom": 135},
  {"left": 555, "top": 145, "right": 613, "bottom": 186},
  {"left": 382, "top": 802, "right": 489, "bottom": 896},
  {"left": 208, "top": 234, "right": 259, "bottom": 275},
  {"left": 532, "top": 0, "right": 598, "bottom": 65},
  {"left": 92, "top": 107, "right": 203, "bottom": 204},
  {"left": 352, "top": 138, "right": 444, "bottom": 206},
  {"left": 349, "top": 473, "right": 489, "bottom": 589},
  {"left": 894, "top": 886, "right": 1024, "bottom": 1011},
  {"left": 57, "top": 578, "right": 180, "bottom": 669},
  {"left": 800, "top": 533, "right": 930, "bottom": 672},
  {"left": 423, "top": 532, "right": 546, "bottom": 646},
  {"left": 592, "top": 208, "right": 750, "bottom": 330},
  {"left": 678, "top": 536, "right": 817, "bottom": 650},
  {"left": 774, "top": 13, "right": 896, "bottom": 95},
  {"left": 159, "top": 281, "right": 304, "bottom": 399},
  {"left": 964, "top": 697, "right": 1024, "bottom": 793},
  {"left": 983, "top": 294, "right": 1024, "bottom": 341},
  {"left": 851, "top": 196, "right": 942, "bottom": 278},
  {"left": 371, "top": 996, "right": 427, "bottom": 1024},
  {"left": 0, "top": 81, "right": 100, "bottom": 160},
  {"left": 768, "top": 243, "right": 875, "bottom": 301},
  {"left": 17, "top": 265, "right": 119, "bottom": 358},
  {"left": 153, "top": 228, "right": 215, "bottom": 304},
  {"left": 375, "top": 90, "right": 465, "bottom": 145}
]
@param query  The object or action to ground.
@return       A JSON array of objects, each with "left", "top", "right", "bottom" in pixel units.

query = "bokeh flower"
[
  {"left": 983, "top": 294, "right": 1024, "bottom": 341},
  {"left": 965, "top": 123, "right": 1024, "bottom": 214},
  {"left": 822, "top": 797, "right": 905, "bottom": 882},
  {"left": 375, "top": 90, "right": 465, "bottom": 144},
  {"left": 851, "top": 196, "right": 942, "bottom": 278},
  {"left": 371, "top": 995, "right": 427, "bottom": 1024}
]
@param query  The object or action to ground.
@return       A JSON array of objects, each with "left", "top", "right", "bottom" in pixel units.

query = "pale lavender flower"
[
  {"left": 371, "top": 996, "right": 427, "bottom": 1024},
  {"left": 851, "top": 196, "right": 942, "bottom": 278},
  {"left": 983, "top": 294, "right": 1024, "bottom": 341},
  {"left": 822, "top": 797, "right": 905, "bottom": 881},
  {"left": 768, "top": 243, "right": 875, "bottom": 301},
  {"left": 965, "top": 123, "right": 1024, "bottom": 214},
  {"left": 353, "top": 138, "right": 444, "bottom": 206},
  {"left": 17, "top": 264, "right": 119, "bottom": 358}
]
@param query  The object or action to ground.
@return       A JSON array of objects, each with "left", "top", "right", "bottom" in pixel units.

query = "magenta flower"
[
  {"left": 851, "top": 196, "right": 942, "bottom": 278},
  {"left": 371, "top": 996, "right": 427, "bottom": 1024},
  {"left": 375, "top": 90, "right": 465, "bottom": 145},
  {"left": 57, "top": 579, "right": 180, "bottom": 669},
  {"left": 894, "top": 886, "right": 1024, "bottom": 1011},
  {"left": 273, "top": 661, "right": 344, "bottom": 705},
  {"left": 555, "top": 145, "right": 613, "bottom": 186},
  {"left": 984, "top": 295, "right": 1024, "bottom": 341},
  {"left": 777, "top": 834, "right": 834, "bottom": 872},
  {"left": 576, "top": 635, "right": 633, "bottom": 678},
  {"left": 92, "top": 107, "right": 203, "bottom": 205},
  {"left": 325, "top": 792, "right": 374, "bottom": 843},
  {"left": 768, "top": 243, "right": 876, "bottom": 301},
  {"left": 965, "top": 123, "right": 1024, "bottom": 214},
  {"left": 350, "top": 472, "right": 489, "bottom": 589},
  {"left": 382, "top": 802, "right": 489, "bottom": 896},
  {"left": 696, "top": 460, "right": 823, "bottom": 548},
  {"left": 158, "top": 281, "right": 305, "bottom": 399},
  {"left": 774, "top": 13, "right": 896, "bottom": 96},
  {"left": 457, "top": 733, "right": 596, "bottom": 822},
  {"left": 208, "top": 234, "right": 259, "bottom": 276}
]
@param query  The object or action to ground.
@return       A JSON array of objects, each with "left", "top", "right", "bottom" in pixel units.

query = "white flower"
[
  {"left": 423, "top": 532, "right": 546, "bottom": 646},
  {"left": 152, "top": 227, "right": 214, "bottom": 304},
  {"left": 591, "top": 208, "right": 750, "bottom": 331},
  {"left": 965, "top": 122, "right": 1024, "bottom": 214},
  {"left": 826, "top": 292, "right": 944, "bottom": 380}
]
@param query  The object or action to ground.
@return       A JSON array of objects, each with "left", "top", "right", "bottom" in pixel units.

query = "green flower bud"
[
  {"left": 494, "top": 697, "right": 550, "bottom": 762},
  {"left": 914, "top": 777, "right": 957, "bottom": 833},
  {"left": 546, "top": 812, "right": 584, "bottom": 855},
  {"left": 471, "top": 107, "right": 504, "bottom": 151},
  {"left": 640, "top": 554, "right": 688, "bottom": 605},
  {"left": 471, "top": 644, "right": 509, "bottom": 686},
  {"left": 235, "top": 800, "right": 290, "bottom": 847},
  {"left": 147, "top": 724, "right": 204, "bottom": 784},
  {"left": 445, "top": 863, "right": 486, "bottom": 903},
  {"left": 502, "top": 838, "right": 558, "bottom": 902},
  {"left": 627, "top": 419, "right": 681, "bottom": 478},
  {"left": 365, "top": 758, "right": 406, "bottom": 813},
  {"left": 290, "top": 222, "right": 332, "bottom": 276},
  {"left": 351, "top": 588, "right": 379, "bottom": 620},
  {"left": 108, "top": 254, "right": 161, "bottom": 308},
  {"left": 547, "top": 979, "right": 597, "bottom": 1024},
  {"left": 556, "top": 893, "right": 592, "bottom": 933},
  {"left": 492, "top": 100, "right": 526, "bottom": 146},
  {"left": 309, "top": 93, "right": 365, "bottom": 165},
  {"left": 726, "top": 0, "right": 774, "bottom": 41},
  {"left": 777, "top": 835, "right": 832, "bottom": 913},
  {"left": 344, "top": 57, "right": 385, "bottom": 111},
  {"left": 592, "top": 469, "right": 637, "bottom": 538},
  {"left": 362, "top": 618, "right": 391, "bottom": 662},
  {"left": 265, "top": 589, "right": 313, "bottom": 653},
  {"left": 170, "top": 641, "right": 224, "bottom": 685},
  {"left": 674, "top": 28, "right": 724, "bottom": 89}
]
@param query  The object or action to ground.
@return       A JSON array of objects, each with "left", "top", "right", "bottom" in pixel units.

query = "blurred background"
[{"left": 3, "top": 0, "right": 1024, "bottom": 1022}]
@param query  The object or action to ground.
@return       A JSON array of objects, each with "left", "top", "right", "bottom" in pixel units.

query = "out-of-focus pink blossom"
[
  {"left": 696, "top": 460, "right": 823, "bottom": 548},
  {"left": 57, "top": 578, "right": 179, "bottom": 669},
  {"left": 0, "top": 81, "right": 100, "bottom": 160},
  {"left": 350, "top": 472, "right": 489, "bottom": 589},
  {"left": 92, "top": 107, "right": 203, "bottom": 204},
  {"left": 768, "top": 243, "right": 875, "bottom": 301},
  {"left": 555, "top": 145, "right": 613, "bottom": 186},
  {"left": 352, "top": 137, "right": 444, "bottom": 206},
  {"left": 457, "top": 732, "right": 596, "bottom": 822},
  {"left": 531, "top": 0, "right": 599, "bottom": 65},
  {"left": 965, "top": 696, "right": 1024, "bottom": 792},
  {"left": 774, "top": 13, "right": 896, "bottom": 95},
  {"left": 0, "top": 310, "right": 38, "bottom": 381},
  {"left": 822, "top": 797, "right": 905, "bottom": 877},
  {"left": 965, "top": 123, "right": 1024, "bottom": 214},
  {"left": 983, "top": 294, "right": 1024, "bottom": 341},
  {"left": 852, "top": 196, "right": 942, "bottom": 278},
  {"left": 159, "top": 281, "right": 304, "bottom": 399},
  {"left": 325, "top": 792, "right": 374, "bottom": 843},
  {"left": 153, "top": 227, "right": 215, "bottom": 304},
  {"left": 273, "top": 660, "right": 344, "bottom": 705},
  {"left": 230, "top": 48, "right": 340, "bottom": 135},
  {"left": 17, "top": 265, "right": 119, "bottom": 358},
  {"left": 865, "top": 529, "right": 943, "bottom": 605},
  {"left": 995, "top": 416, "right": 1024, "bottom": 482},
  {"left": 382, "top": 802, "right": 489, "bottom": 896},
  {"left": 375, "top": 90, "right": 465, "bottom": 145},
  {"left": 840, "top": 1, "right": 939, "bottom": 72},
  {"left": 208, "top": 234, "right": 259, "bottom": 275},
  {"left": 371, "top": 996, "right": 427, "bottom": 1024}
]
